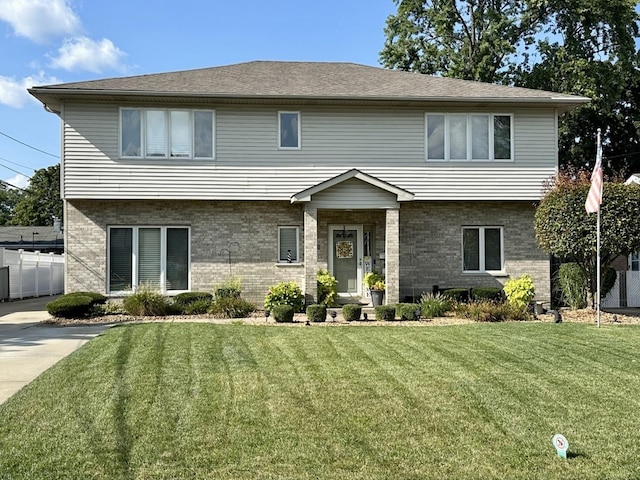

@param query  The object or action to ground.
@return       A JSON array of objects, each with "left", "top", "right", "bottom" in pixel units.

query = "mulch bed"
[{"left": 41, "top": 308, "right": 640, "bottom": 327}]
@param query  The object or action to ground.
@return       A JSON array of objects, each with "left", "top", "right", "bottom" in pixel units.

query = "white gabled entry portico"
[{"left": 291, "top": 169, "right": 414, "bottom": 305}]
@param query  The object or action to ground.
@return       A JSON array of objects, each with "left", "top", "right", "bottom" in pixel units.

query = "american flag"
[{"left": 585, "top": 133, "right": 603, "bottom": 214}]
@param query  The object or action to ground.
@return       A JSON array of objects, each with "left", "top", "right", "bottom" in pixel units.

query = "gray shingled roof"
[{"left": 29, "top": 61, "right": 589, "bottom": 108}]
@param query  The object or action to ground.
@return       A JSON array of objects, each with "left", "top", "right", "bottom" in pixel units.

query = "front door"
[{"left": 329, "top": 225, "right": 363, "bottom": 297}]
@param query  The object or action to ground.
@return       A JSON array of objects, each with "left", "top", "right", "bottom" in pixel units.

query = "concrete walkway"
[{"left": 0, "top": 296, "right": 110, "bottom": 405}]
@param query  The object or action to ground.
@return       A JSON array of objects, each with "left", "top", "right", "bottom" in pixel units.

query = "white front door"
[{"left": 329, "top": 225, "right": 363, "bottom": 297}]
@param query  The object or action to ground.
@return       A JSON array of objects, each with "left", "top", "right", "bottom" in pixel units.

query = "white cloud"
[
  {"left": 0, "top": 72, "right": 60, "bottom": 108},
  {"left": 49, "top": 36, "right": 126, "bottom": 73},
  {"left": 0, "top": 0, "right": 81, "bottom": 44},
  {"left": 4, "top": 174, "right": 30, "bottom": 190}
]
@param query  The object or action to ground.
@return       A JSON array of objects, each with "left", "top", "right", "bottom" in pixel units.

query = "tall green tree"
[
  {"left": 10, "top": 164, "right": 62, "bottom": 226},
  {"left": 534, "top": 170, "right": 640, "bottom": 304},
  {"left": 381, "top": 0, "right": 640, "bottom": 174},
  {"left": 0, "top": 185, "right": 22, "bottom": 225}
]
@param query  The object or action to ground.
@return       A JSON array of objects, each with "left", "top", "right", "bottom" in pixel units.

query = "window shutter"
[
  {"left": 109, "top": 228, "right": 132, "bottom": 291},
  {"left": 138, "top": 228, "right": 161, "bottom": 287},
  {"left": 279, "top": 228, "right": 298, "bottom": 262}
]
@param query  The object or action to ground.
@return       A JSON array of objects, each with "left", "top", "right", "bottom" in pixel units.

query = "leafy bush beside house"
[
  {"left": 123, "top": 285, "right": 169, "bottom": 316},
  {"left": 317, "top": 269, "right": 338, "bottom": 306},
  {"left": 503, "top": 275, "right": 535, "bottom": 311},
  {"left": 264, "top": 281, "right": 304, "bottom": 312}
]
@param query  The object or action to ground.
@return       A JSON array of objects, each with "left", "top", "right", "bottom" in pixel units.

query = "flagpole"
[{"left": 597, "top": 207, "right": 601, "bottom": 328}]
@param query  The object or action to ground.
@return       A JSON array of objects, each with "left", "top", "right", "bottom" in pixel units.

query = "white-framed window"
[
  {"left": 108, "top": 226, "right": 190, "bottom": 293},
  {"left": 462, "top": 226, "right": 504, "bottom": 273},
  {"left": 120, "top": 108, "right": 215, "bottom": 159},
  {"left": 631, "top": 252, "right": 640, "bottom": 271},
  {"left": 278, "top": 111, "right": 300, "bottom": 149},
  {"left": 278, "top": 226, "right": 299, "bottom": 263},
  {"left": 426, "top": 113, "right": 513, "bottom": 161}
]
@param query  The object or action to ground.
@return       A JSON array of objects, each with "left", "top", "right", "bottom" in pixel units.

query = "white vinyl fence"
[
  {"left": 0, "top": 248, "right": 64, "bottom": 300},
  {"left": 602, "top": 270, "right": 640, "bottom": 308}
]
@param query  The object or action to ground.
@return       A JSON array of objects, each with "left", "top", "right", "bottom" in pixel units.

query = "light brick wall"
[
  {"left": 66, "top": 199, "right": 304, "bottom": 305},
  {"left": 399, "top": 201, "right": 550, "bottom": 301}
]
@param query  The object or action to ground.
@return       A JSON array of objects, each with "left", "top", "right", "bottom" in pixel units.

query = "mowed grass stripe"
[{"left": 2, "top": 322, "right": 640, "bottom": 479}]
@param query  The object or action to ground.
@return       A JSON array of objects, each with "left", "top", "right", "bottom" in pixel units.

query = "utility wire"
[
  {"left": 0, "top": 156, "right": 35, "bottom": 173},
  {"left": 0, "top": 130, "right": 59, "bottom": 158},
  {"left": 0, "top": 162, "right": 32, "bottom": 180}
]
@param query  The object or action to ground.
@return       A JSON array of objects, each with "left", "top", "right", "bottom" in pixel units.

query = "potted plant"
[{"left": 363, "top": 272, "right": 386, "bottom": 306}]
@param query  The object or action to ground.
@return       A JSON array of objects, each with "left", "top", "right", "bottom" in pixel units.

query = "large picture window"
[
  {"left": 109, "top": 226, "right": 190, "bottom": 292},
  {"left": 426, "top": 113, "right": 513, "bottom": 161},
  {"left": 463, "top": 226, "right": 504, "bottom": 272},
  {"left": 120, "top": 108, "right": 214, "bottom": 159}
]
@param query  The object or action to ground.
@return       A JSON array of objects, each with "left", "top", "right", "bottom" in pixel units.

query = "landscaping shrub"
[
  {"left": 442, "top": 288, "right": 469, "bottom": 302},
  {"left": 375, "top": 305, "right": 396, "bottom": 321},
  {"left": 65, "top": 291, "right": 107, "bottom": 306},
  {"left": 272, "top": 304, "right": 295, "bottom": 323},
  {"left": 208, "top": 296, "right": 255, "bottom": 318},
  {"left": 183, "top": 299, "right": 214, "bottom": 315},
  {"left": 342, "top": 304, "right": 361, "bottom": 321},
  {"left": 47, "top": 294, "right": 93, "bottom": 318},
  {"left": 317, "top": 269, "right": 338, "bottom": 307},
  {"left": 456, "top": 300, "right": 532, "bottom": 322},
  {"left": 471, "top": 287, "right": 504, "bottom": 302},
  {"left": 174, "top": 292, "right": 213, "bottom": 307},
  {"left": 557, "top": 263, "right": 587, "bottom": 309},
  {"left": 503, "top": 275, "right": 535, "bottom": 311},
  {"left": 123, "top": 285, "right": 169, "bottom": 316},
  {"left": 214, "top": 277, "right": 242, "bottom": 299},
  {"left": 420, "top": 292, "right": 452, "bottom": 318},
  {"left": 264, "top": 281, "right": 304, "bottom": 312},
  {"left": 92, "top": 301, "right": 126, "bottom": 316},
  {"left": 396, "top": 303, "right": 420, "bottom": 321},
  {"left": 306, "top": 304, "right": 327, "bottom": 322}
]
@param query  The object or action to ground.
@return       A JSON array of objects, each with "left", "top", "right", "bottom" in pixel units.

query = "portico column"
[
  {"left": 385, "top": 208, "right": 400, "bottom": 305},
  {"left": 303, "top": 206, "right": 318, "bottom": 304}
]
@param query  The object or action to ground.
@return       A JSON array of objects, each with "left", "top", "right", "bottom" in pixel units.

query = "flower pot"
[{"left": 370, "top": 289, "right": 384, "bottom": 307}]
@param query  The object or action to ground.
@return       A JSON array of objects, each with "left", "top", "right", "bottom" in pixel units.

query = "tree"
[
  {"left": 381, "top": 0, "right": 640, "bottom": 174},
  {"left": 0, "top": 185, "right": 22, "bottom": 225},
  {"left": 10, "top": 164, "right": 62, "bottom": 226},
  {"left": 534, "top": 170, "right": 640, "bottom": 305},
  {"left": 380, "top": 0, "right": 546, "bottom": 83}
]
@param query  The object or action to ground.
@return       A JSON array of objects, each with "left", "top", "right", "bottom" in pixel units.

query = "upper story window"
[
  {"left": 120, "top": 108, "right": 214, "bottom": 159},
  {"left": 426, "top": 113, "right": 513, "bottom": 162},
  {"left": 279, "top": 111, "right": 300, "bottom": 149}
]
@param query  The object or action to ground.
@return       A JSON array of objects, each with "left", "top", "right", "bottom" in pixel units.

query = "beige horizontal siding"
[{"left": 61, "top": 102, "right": 559, "bottom": 201}]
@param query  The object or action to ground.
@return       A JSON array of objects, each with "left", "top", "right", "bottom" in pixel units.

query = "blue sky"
[{"left": 0, "top": 0, "right": 396, "bottom": 189}]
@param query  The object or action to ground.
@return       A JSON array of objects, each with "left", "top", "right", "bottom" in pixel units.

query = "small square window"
[
  {"left": 278, "top": 227, "right": 299, "bottom": 262},
  {"left": 279, "top": 112, "right": 300, "bottom": 149},
  {"left": 463, "top": 226, "right": 503, "bottom": 272}
]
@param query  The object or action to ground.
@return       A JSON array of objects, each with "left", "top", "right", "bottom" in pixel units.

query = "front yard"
[{"left": 1, "top": 322, "right": 639, "bottom": 479}]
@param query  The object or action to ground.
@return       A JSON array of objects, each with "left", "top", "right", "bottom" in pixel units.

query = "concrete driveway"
[{"left": 0, "top": 296, "right": 110, "bottom": 405}]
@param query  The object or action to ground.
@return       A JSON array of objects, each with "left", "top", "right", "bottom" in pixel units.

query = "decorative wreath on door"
[{"left": 336, "top": 241, "right": 354, "bottom": 259}]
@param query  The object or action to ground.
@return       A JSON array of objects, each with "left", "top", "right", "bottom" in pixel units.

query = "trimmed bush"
[
  {"left": 306, "top": 304, "right": 327, "bottom": 322},
  {"left": 375, "top": 305, "right": 396, "bottom": 321},
  {"left": 264, "top": 281, "right": 304, "bottom": 312},
  {"left": 342, "top": 304, "right": 361, "bottom": 321},
  {"left": 317, "top": 269, "right": 338, "bottom": 307},
  {"left": 420, "top": 292, "right": 452, "bottom": 318},
  {"left": 47, "top": 294, "right": 93, "bottom": 318},
  {"left": 442, "top": 288, "right": 469, "bottom": 302},
  {"left": 65, "top": 291, "right": 107, "bottom": 306},
  {"left": 471, "top": 287, "right": 504, "bottom": 302},
  {"left": 174, "top": 292, "right": 213, "bottom": 307},
  {"left": 396, "top": 303, "right": 420, "bottom": 321},
  {"left": 183, "top": 299, "right": 213, "bottom": 315},
  {"left": 504, "top": 275, "right": 535, "bottom": 310},
  {"left": 208, "top": 296, "right": 255, "bottom": 318},
  {"left": 123, "top": 286, "right": 169, "bottom": 316},
  {"left": 272, "top": 304, "right": 295, "bottom": 323}
]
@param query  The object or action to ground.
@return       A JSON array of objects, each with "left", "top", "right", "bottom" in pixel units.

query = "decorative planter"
[{"left": 370, "top": 289, "right": 385, "bottom": 307}]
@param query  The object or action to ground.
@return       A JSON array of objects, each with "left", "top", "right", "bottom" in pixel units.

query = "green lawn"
[{"left": 1, "top": 322, "right": 640, "bottom": 479}]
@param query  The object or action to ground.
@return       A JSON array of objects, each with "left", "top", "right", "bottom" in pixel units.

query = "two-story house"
[{"left": 29, "top": 61, "right": 589, "bottom": 305}]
